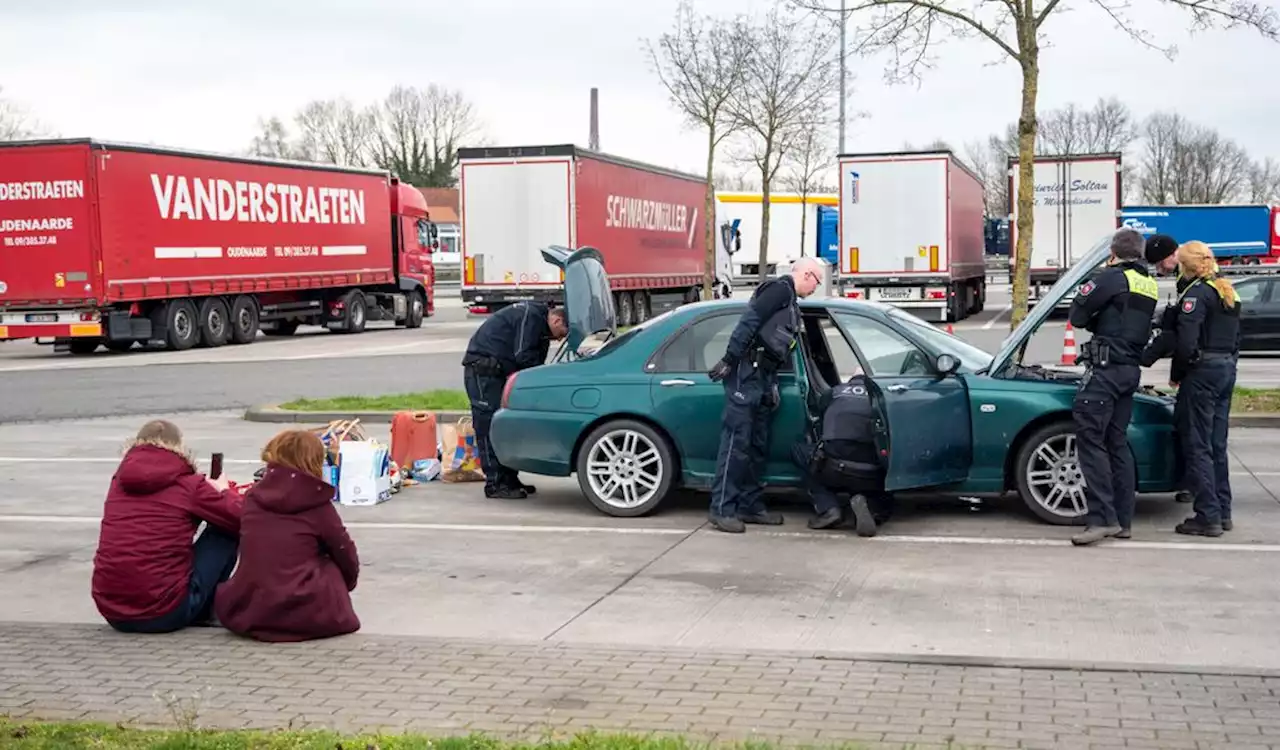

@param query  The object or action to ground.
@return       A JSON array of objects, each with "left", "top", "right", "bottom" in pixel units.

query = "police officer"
[
  {"left": 707, "top": 257, "right": 823, "bottom": 533},
  {"left": 461, "top": 302, "right": 568, "bottom": 499},
  {"left": 1068, "top": 228, "right": 1158, "bottom": 546},
  {"left": 1142, "top": 233, "right": 1194, "bottom": 505},
  {"left": 1143, "top": 241, "right": 1241, "bottom": 537},
  {"left": 792, "top": 369, "right": 891, "bottom": 537}
]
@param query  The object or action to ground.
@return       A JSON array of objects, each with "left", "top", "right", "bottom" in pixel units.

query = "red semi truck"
[
  {"left": 0, "top": 139, "right": 437, "bottom": 354},
  {"left": 457, "top": 144, "right": 707, "bottom": 326}
]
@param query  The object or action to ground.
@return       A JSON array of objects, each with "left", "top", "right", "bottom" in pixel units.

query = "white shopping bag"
[{"left": 337, "top": 440, "right": 392, "bottom": 506}]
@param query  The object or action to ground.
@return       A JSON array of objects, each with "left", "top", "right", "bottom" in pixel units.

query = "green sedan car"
[{"left": 490, "top": 242, "right": 1181, "bottom": 525}]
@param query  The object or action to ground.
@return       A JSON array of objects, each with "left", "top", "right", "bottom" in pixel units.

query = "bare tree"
[
  {"left": 714, "top": 170, "right": 761, "bottom": 191},
  {"left": 793, "top": 0, "right": 1278, "bottom": 328},
  {"left": 963, "top": 136, "right": 1013, "bottom": 217},
  {"left": 369, "top": 84, "right": 482, "bottom": 188},
  {"left": 784, "top": 118, "right": 837, "bottom": 258},
  {"left": 1138, "top": 113, "right": 1251, "bottom": 204},
  {"left": 1247, "top": 157, "right": 1280, "bottom": 204},
  {"left": 293, "top": 98, "right": 375, "bottom": 167},
  {"left": 0, "top": 86, "right": 48, "bottom": 141},
  {"left": 247, "top": 116, "right": 297, "bottom": 160},
  {"left": 902, "top": 138, "right": 954, "bottom": 151},
  {"left": 729, "top": 3, "right": 839, "bottom": 281},
  {"left": 647, "top": 1, "right": 753, "bottom": 298}
]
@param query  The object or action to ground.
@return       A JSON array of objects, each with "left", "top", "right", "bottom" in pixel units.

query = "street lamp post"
[{"left": 838, "top": 0, "right": 846, "bottom": 153}]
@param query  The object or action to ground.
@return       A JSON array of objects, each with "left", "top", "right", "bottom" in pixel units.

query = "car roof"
[{"left": 674, "top": 297, "right": 895, "bottom": 316}]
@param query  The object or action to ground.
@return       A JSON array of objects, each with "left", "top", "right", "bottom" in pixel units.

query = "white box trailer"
[
  {"left": 715, "top": 191, "right": 836, "bottom": 280},
  {"left": 836, "top": 151, "right": 987, "bottom": 323},
  {"left": 1007, "top": 153, "right": 1122, "bottom": 307}
]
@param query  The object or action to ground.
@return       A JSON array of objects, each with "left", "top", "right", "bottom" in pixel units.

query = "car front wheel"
[
  {"left": 1013, "top": 421, "right": 1089, "bottom": 526},
  {"left": 576, "top": 419, "right": 675, "bottom": 517}
]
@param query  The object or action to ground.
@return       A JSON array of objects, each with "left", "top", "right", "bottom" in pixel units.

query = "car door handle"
[
  {"left": 660, "top": 379, "right": 696, "bottom": 387},
  {"left": 886, "top": 384, "right": 909, "bottom": 393}
]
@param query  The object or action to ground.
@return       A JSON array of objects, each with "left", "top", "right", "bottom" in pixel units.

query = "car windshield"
[
  {"left": 886, "top": 307, "right": 993, "bottom": 373},
  {"left": 575, "top": 308, "right": 679, "bottom": 358}
]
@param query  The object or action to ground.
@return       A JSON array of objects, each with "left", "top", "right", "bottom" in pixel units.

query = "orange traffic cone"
[
  {"left": 945, "top": 324, "right": 954, "bottom": 335},
  {"left": 1061, "top": 323, "right": 1077, "bottom": 365}
]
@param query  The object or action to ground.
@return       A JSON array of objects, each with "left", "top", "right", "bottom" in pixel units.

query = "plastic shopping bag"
[{"left": 441, "top": 417, "right": 485, "bottom": 483}]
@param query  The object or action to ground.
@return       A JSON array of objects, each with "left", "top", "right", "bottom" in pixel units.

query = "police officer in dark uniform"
[
  {"left": 1142, "top": 233, "right": 1194, "bottom": 505},
  {"left": 461, "top": 302, "right": 568, "bottom": 499},
  {"left": 793, "top": 369, "right": 892, "bottom": 537},
  {"left": 1142, "top": 241, "right": 1241, "bottom": 537},
  {"left": 707, "top": 257, "right": 823, "bottom": 533},
  {"left": 1068, "top": 228, "right": 1158, "bottom": 546}
]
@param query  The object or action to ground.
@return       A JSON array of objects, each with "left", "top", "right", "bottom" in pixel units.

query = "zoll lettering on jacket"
[
  {"left": 605, "top": 195, "right": 689, "bottom": 233},
  {"left": 150, "top": 174, "right": 367, "bottom": 225}
]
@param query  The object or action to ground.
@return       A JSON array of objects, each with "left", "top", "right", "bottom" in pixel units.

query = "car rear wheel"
[
  {"left": 576, "top": 419, "right": 675, "bottom": 517},
  {"left": 1013, "top": 421, "right": 1089, "bottom": 526}
]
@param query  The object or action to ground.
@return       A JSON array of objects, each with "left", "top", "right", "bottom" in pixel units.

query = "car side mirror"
[{"left": 935, "top": 353, "right": 961, "bottom": 376}]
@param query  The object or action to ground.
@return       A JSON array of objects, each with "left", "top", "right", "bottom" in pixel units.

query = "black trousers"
[
  {"left": 463, "top": 366, "right": 518, "bottom": 492},
  {"left": 1073, "top": 363, "right": 1141, "bottom": 529},
  {"left": 709, "top": 362, "right": 777, "bottom": 518},
  {"left": 1178, "top": 358, "right": 1236, "bottom": 526}
]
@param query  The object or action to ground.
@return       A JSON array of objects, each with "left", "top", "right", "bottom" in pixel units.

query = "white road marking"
[
  {"left": 0, "top": 515, "right": 1277, "bottom": 551},
  {"left": 982, "top": 305, "right": 1013, "bottom": 331}
]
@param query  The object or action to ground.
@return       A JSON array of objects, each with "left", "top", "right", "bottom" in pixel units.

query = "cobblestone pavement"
[{"left": 2, "top": 624, "right": 1279, "bottom": 749}]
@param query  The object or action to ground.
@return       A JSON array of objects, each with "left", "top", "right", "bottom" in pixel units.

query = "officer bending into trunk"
[
  {"left": 707, "top": 257, "right": 823, "bottom": 534},
  {"left": 1068, "top": 228, "right": 1158, "bottom": 547},
  {"left": 461, "top": 302, "right": 568, "bottom": 500}
]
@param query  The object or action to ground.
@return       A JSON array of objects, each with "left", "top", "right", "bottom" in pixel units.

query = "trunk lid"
[
  {"left": 539, "top": 245, "right": 615, "bottom": 354},
  {"left": 0, "top": 142, "right": 97, "bottom": 308}
]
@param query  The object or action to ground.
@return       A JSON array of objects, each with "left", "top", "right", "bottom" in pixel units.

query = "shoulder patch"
[
  {"left": 1182, "top": 297, "right": 1197, "bottom": 314},
  {"left": 1078, "top": 280, "right": 1096, "bottom": 296}
]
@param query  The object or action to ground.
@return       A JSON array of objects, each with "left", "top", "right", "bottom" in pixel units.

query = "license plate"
[
  {"left": 875, "top": 287, "right": 917, "bottom": 301},
  {"left": 24, "top": 313, "right": 56, "bottom": 323}
]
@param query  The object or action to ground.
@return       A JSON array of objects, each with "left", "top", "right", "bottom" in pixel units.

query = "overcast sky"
[{"left": 2, "top": 0, "right": 1277, "bottom": 178}]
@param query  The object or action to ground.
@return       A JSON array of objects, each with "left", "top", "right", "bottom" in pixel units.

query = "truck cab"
[{"left": 390, "top": 180, "right": 439, "bottom": 317}]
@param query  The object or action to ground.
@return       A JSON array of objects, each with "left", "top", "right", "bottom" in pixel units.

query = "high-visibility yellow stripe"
[{"left": 716, "top": 193, "right": 838, "bottom": 206}]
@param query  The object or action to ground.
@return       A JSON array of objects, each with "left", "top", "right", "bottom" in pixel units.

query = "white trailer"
[
  {"left": 1007, "top": 153, "right": 1122, "bottom": 307},
  {"left": 836, "top": 151, "right": 987, "bottom": 323},
  {"left": 715, "top": 192, "right": 837, "bottom": 280}
]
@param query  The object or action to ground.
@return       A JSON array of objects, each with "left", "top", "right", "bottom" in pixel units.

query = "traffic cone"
[
  {"left": 945, "top": 324, "right": 954, "bottom": 335},
  {"left": 1061, "top": 323, "right": 1077, "bottom": 365}
]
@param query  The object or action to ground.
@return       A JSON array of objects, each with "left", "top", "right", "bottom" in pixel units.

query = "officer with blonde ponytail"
[{"left": 1148, "top": 241, "right": 1241, "bottom": 537}]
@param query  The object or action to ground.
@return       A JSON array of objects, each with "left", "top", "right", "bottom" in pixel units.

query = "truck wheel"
[
  {"left": 403, "top": 290, "right": 426, "bottom": 329},
  {"left": 264, "top": 320, "right": 299, "bottom": 337},
  {"left": 68, "top": 339, "right": 100, "bottom": 355},
  {"left": 229, "top": 295, "right": 259, "bottom": 345},
  {"left": 616, "top": 292, "right": 634, "bottom": 327},
  {"left": 341, "top": 291, "right": 368, "bottom": 334},
  {"left": 165, "top": 300, "right": 199, "bottom": 351},
  {"left": 945, "top": 287, "right": 961, "bottom": 323},
  {"left": 634, "top": 291, "right": 651, "bottom": 323},
  {"left": 976, "top": 280, "right": 987, "bottom": 313},
  {"left": 196, "top": 298, "right": 231, "bottom": 347}
]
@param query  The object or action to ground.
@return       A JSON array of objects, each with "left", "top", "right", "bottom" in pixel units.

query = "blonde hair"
[
  {"left": 261, "top": 429, "right": 327, "bottom": 479},
  {"left": 124, "top": 419, "right": 195, "bottom": 468},
  {"left": 1178, "top": 241, "right": 1238, "bottom": 308}
]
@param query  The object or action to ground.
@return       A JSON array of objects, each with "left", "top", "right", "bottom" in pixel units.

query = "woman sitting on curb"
[
  {"left": 215, "top": 429, "right": 361, "bottom": 642},
  {"left": 92, "top": 420, "right": 242, "bottom": 633}
]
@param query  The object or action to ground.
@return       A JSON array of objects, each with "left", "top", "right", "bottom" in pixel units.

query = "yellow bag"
[{"left": 441, "top": 417, "right": 485, "bottom": 483}]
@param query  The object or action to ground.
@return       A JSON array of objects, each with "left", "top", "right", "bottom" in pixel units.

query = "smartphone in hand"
[{"left": 210, "top": 452, "right": 224, "bottom": 480}]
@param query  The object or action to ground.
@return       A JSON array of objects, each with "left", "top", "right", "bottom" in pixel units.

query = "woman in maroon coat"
[{"left": 215, "top": 429, "right": 360, "bottom": 642}]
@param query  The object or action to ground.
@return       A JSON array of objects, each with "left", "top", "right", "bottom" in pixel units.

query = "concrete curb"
[
  {"left": 244, "top": 405, "right": 471, "bottom": 424},
  {"left": 245, "top": 404, "right": 1280, "bottom": 430}
]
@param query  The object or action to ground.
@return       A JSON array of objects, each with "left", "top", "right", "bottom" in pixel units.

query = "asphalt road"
[{"left": 2, "top": 283, "right": 1276, "bottom": 422}]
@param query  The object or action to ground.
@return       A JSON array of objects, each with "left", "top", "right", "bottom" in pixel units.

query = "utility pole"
[{"left": 838, "top": 0, "right": 846, "bottom": 153}]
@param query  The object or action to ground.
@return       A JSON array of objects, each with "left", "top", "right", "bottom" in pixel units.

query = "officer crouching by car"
[
  {"left": 1068, "top": 228, "right": 1158, "bottom": 546},
  {"left": 793, "top": 367, "right": 892, "bottom": 537},
  {"left": 1141, "top": 240, "right": 1241, "bottom": 537},
  {"left": 460, "top": 302, "right": 568, "bottom": 500},
  {"left": 706, "top": 257, "right": 823, "bottom": 534}
]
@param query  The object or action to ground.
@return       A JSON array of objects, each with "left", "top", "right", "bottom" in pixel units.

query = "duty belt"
[{"left": 1200, "top": 351, "right": 1236, "bottom": 361}]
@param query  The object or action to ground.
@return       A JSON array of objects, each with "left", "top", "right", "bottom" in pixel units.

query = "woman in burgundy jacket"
[
  {"left": 92, "top": 419, "right": 243, "bottom": 633},
  {"left": 215, "top": 429, "right": 360, "bottom": 642}
]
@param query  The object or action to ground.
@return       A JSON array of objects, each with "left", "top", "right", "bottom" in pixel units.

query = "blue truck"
[
  {"left": 815, "top": 204, "right": 839, "bottom": 266},
  {"left": 984, "top": 217, "right": 1010, "bottom": 256},
  {"left": 1121, "top": 204, "right": 1279, "bottom": 265}
]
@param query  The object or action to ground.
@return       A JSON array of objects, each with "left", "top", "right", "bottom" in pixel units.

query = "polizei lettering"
[
  {"left": 606, "top": 195, "right": 688, "bottom": 233},
  {"left": 150, "top": 174, "right": 367, "bottom": 225},
  {"left": 0, "top": 180, "right": 85, "bottom": 201}
]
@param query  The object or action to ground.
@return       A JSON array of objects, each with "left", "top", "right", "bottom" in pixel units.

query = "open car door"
[
  {"left": 540, "top": 245, "right": 617, "bottom": 360},
  {"left": 829, "top": 310, "right": 972, "bottom": 491}
]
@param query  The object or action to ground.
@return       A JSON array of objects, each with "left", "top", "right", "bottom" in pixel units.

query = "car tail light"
[{"left": 501, "top": 373, "right": 518, "bottom": 408}]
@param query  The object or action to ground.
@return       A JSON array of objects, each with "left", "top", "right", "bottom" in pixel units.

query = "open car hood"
[
  {"left": 541, "top": 245, "right": 617, "bottom": 354},
  {"left": 988, "top": 233, "right": 1114, "bottom": 376}
]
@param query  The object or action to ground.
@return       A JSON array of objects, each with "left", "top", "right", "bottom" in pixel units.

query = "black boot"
[
  {"left": 740, "top": 511, "right": 784, "bottom": 526},
  {"left": 485, "top": 486, "right": 527, "bottom": 500},
  {"left": 709, "top": 515, "right": 745, "bottom": 533},
  {"left": 850, "top": 494, "right": 878, "bottom": 538},
  {"left": 807, "top": 508, "right": 843, "bottom": 530},
  {"left": 1175, "top": 517, "right": 1223, "bottom": 537}
]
